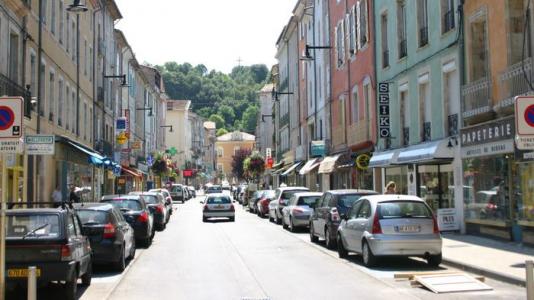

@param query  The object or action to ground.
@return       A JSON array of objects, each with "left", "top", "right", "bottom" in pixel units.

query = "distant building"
[
  {"left": 203, "top": 121, "right": 217, "bottom": 180},
  {"left": 215, "top": 131, "right": 256, "bottom": 183},
  {"left": 165, "top": 100, "right": 191, "bottom": 182}
]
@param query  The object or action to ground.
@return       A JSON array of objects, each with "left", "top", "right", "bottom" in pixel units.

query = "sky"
[{"left": 114, "top": 0, "right": 297, "bottom": 74}]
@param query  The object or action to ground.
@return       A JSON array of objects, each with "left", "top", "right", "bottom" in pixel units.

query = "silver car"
[
  {"left": 336, "top": 195, "right": 442, "bottom": 267},
  {"left": 281, "top": 192, "right": 322, "bottom": 232},
  {"left": 268, "top": 187, "right": 309, "bottom": 224},
  {"left": 201, "top": 193, "right": 235, "bottom": 222}
]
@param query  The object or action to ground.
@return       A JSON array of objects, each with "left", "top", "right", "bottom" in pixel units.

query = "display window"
[{"left": 384, "top": 166, "right": 408, "bottom": 195}]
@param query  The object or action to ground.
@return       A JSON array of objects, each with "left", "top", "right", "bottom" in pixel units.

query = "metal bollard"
[
  {"left": 27, "top": 266, "right": 37, "bottom": 300},
  {"left": 527, "top": 260, "right": 534, "bottom": 300}
]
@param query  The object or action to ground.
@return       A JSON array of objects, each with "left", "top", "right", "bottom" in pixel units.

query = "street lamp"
[
  {"left": 271, "top": 87, "right": 293, "bottom": 102},
  {"left": 136, "top": 106, "right": 153, "bottom": 117},
  {"left": 261, "top": 114, "right": 273, "bottom": 122},
  {"left": 160, "top": 125, "right": 173, "bottom": 132},
  {"left": 104, "top": 74, "right": 129, "bottom": 87},
  {"left": 67, "top": 0, "right": 88, "bottom": 13}
]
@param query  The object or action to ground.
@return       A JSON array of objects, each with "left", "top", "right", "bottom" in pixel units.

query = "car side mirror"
[
  {"left": 340, "top": 213, "right": 348, "bottom": 221},
  {"left": 200, "top": 200, "right": 204, "bottom": 204}
]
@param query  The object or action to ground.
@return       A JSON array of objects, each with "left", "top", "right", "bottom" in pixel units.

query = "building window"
[
  {"left": 351, "top": 86, "right": 359, "bottom": 124},
  {"left": 71, "top": 91, "right": 76, "bottom": 133},
  {"left": 468, "top": 13, "right": 489, "bottom": 82},
  {"left": 50, "top": 0, "right": 56, "bottom": 35},
  {"left": 71, "top": 20, "right": 76, "bottom": 61},
  {"left": 381, "top": 13, "right": 389, "bottom": 68},
  {"left": 42, "top": 0, "right": 47, "bottom": 24},
  {"left": 89, "top": 108, "right": 93, "bottom": 142},
  {"left": 84, "top": 39, "right": 88, "bottom": 76},
  {"left": 217, "top": 147, "right": 223, "bottom": 157},
  {"left": 400, "top": 88, "right": 409, "bottom": 146},
  {"left": 234, "top": 146, "right": 241, "bottom": 155},
  {"left": 83, "top": 103, "right": 87, "bottom": 140},
  {"left": 397, "top": 1, "right": 407, "bottom": 59},
  {"left": 66, "top": 13, "right": 70, "bottom": 53},
  {"left": 59, "top": 1, "right": 63, "bottom": 44},
  {"left": 39, "top": 63, "right": 45, "bottom": 117},
  {"left": 58, "top": 79, "right": 63, "bottom": 126},
  {"left": 9, "top": 33, "right": 20, "bottom": 83},
  {"left": 417, "top": 0, "right": 429, "bottom": 47},
  {"left": 339, "top": 97, "right": 346, "bottom": 127},
  {"left": 418, "top": 74, "right": 431, "bottom": 141},
  {"left": 358, "top": 0, "right": 369, "bottom": 48},
  {"left": 89, "top": 46, "right": 93, "bottom": 82},
  {"left": 441, "top": 0, "right": 455, "bottom": 34},
  {"left": 65, "top": 85, "right": 70, "bottom": 130},
  {"left": 508, "top": 0, "right": 527, "bottom": 65},
  {"left": 335, "top": 20, "right": 345, "bottom": 67},
  {"left": 30, "top": 52, "right": 37, "bottom": 97},
  {"left": 348, "top": 6, "right": 356, "bottom": 56},
  {"left": 217, "top": 164, "right": 223, "bottom": 172},
  {"left": 49, "top": 72, "right": 55, "bottom": 122}
]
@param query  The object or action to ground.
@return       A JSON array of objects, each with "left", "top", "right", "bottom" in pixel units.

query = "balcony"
[
  {"left": 422, "top": 122, "right": 431, "bottom": 142},
  {"left": 382, "top": 50, "right": 389, "bottom": 68},
  {"left": 419, "top": 26, "right": 428, "bottom": 47},
  {"left": 398, "top": 39, "right": 407, "bottom": 59},
  {"left": 447, "top": 114, "right": 459, "bottom": 136},
  {"left": 442, "top": 10, "right": 455, "bottom": 33},
  {"left": 497, "top": 57, "right": 534, "bottom": 114},
  {"left": 0, "top": 72, "right": 31, "bottom": 118},
  {"left": 461, "top": 76, "right": 492, "bottom": 119}
]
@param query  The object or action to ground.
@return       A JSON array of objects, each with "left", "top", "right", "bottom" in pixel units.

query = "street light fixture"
[
  {"left": 136, "top": 107, "right": 153, "bottom": 117},
  {"left": 66, "top": 0, "right": 88, "bottom": 13},
  {"left": 303, "top": 44, "right": 331, "bottom": 60},
  {"left": 161, "top": 125, "right": 173, "bottom": 132},
  {"left": 271, "top": 87, "right": 293, "bottom": 102},
  {"left": 261, "top": 114, "right": 273, "bottom": 122},
  {"left": 104, "top": 74, "right": 128, "bottom": 87}
]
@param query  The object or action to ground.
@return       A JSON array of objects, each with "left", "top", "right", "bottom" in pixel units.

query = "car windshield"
[
  {"left": 282, "top": 190, "right": 307, "bottom": 200},
  {"left": 338, "top": 194, "right": 365, "bottom": 208},
  {"left": 77, "top": 210, "right": 109, "bottom": 225},
  {"left": 297, "top": 196, "right": 321, "bottom": 206},
  {"left": 141, "top": 195, "right": 159, "bottom": 204},
  {"left": 7, "top": 214, "right": 60, "bottom": 239},
  {"left": 172, "top": 186, "right": 182, "bottom": 192},
  {"left": 378, "top": 201, "right": 433, "bottom": 219},
  {"left": 102, "top": 199, "right": 142, "bottom": 211},
  {"left": 207, "top": 187, "right": 222, "bottom": 193},
  {"left": 263, "top": 190, "right": 275, "bottom": 199},
  {"left": 207, "top": 196, "right": 231, "bottom": 204}
]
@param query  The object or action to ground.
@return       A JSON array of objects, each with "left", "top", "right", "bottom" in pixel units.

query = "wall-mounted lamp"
[
  {"left": 271, "top": 87, "right": 293, "bottom": 102},
  {"left": 161, "top": 125, "right": 173, "bottom": 132},
  {"left": 261, "top": 114, "right": 273, "bottom": 122},
  {"left": 303, "top": 44, "right": 331, "bottom": 60},
  {"left": 66, "top": 0, "right": 88, "bottom": 13},
  {"left": 104, "top": 74, "right": 128, "bottom": 87},
  {"left": 136, "top": 107, "right": 153, "bottom": 117}
]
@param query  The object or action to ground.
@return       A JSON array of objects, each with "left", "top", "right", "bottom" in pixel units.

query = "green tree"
[
  {"left": 218, "top": 105, "right": 235, "bottom": 126},
  {"left": 209, "top": 114, "right": 225, "bottom": 130},
  {"left": 216, "top": 128, "right": 228, "bottom": 136},
  {"left": 242, "top": 106, "right": 259, "bottom": 133}
]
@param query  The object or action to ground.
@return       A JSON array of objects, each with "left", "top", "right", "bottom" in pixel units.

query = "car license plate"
[
  {"left": 397, "top": 225, "right": 420, "bottom": 233},
  {"left": 8, "top": 268, "right": 41, "bottom": 278},
  {"left": 215, "top": 205, "right": 224, "bottom": 209}
]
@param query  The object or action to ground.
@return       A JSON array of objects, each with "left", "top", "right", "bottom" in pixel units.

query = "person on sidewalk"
[
  {"left": 52, "top": 185, "right": 63, "bottom": 207},
  {"left": 69, "top": 184, "right": 81, "bottom": 203},
  {"left": 384, "top": 181, "right": 397, "bottom": 194}
]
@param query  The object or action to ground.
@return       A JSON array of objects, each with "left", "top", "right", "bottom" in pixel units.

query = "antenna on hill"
[{"left": 237, "top": 57, "right": 243, "bottom": 67}]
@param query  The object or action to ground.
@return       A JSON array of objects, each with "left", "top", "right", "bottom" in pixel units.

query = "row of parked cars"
[
  {"left": 169, "top": 183, "right": 196, "bottom": 203},
  {"left": 241, "top": 186, "right": 443, "bottom": 268},
  {"left": 4, "top": 187, "right": 179, "bottom": 299}
]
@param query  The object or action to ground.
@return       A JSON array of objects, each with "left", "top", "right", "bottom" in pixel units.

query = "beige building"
[
  {"left": 165, "top": 100, "right": 191, "bottom": 181},
  {"left": 203, "top": 121, "right": 216, "bottom": 179},
  {"left": 215, "top": 131, "right": 255, "bottom": 182}
]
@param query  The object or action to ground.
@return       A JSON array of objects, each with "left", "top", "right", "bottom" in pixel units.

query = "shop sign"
[
  {"left": 25, "top": 135, "right": 55, "bottom": 155},
  {"left": 138, "top": 163, "right": 149, "bottom": 173},
  {"left": 460, "top": 117, "right": 514, "bottom": 147},
  {"left": 0, "top": 139, "right": 23, "bottom": 154},
  {"left": 116, "top": 132, "right": 128, "bottom": 145},
  {"left": 378, "top": 83, "right": 390, "bottom": 138},
  {"left": 266, "top": 148, "right": 272, "bottom": 158},
  {"left": 183, "top": 169, "right": 193, "bottom": 178},
  {"left": 116, "top": 117, "right": 127, "bottom": 131},
  {"left": 117, "top": 178, "right": 126, "bottom": 185},
  {"left": 132, "top": 140, "right": 142, "bottom": 150},
  {"left": 124, "top": 109, "right": 130, "bottom": 138},
  {"left": 437, "top": 208, "right": 460, "bottom": 231},
  {"left": 461, "top": 140, "right": 514, "bottom": 158},
  {"left": 355, "top": 154, "right": 371, "bottom": 170},
  {"left": 310, "top": 140, "right": 326, "bottom": 157},
  {"left": 266, "top": 157, "right": 274, "bottom": 169}
]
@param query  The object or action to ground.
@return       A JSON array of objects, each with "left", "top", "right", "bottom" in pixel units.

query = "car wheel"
[
  {"left": 325, "top": 228, "right": 336, "bottom": 249},
  {"left": 142, "top": 237, "right": 151, "bottom": 248},
  {"left": 289, "top": 217, "right": 296, "bottom": 233},
  {"left": 362, "top": 240, "right": 378, "bottom": 267},
  {"left": 114, "top": 246, "right": 126, "bottom": 272},
  {"left": 427, "top": 253, "right": 442, "bottom": 267},
  {"left": 202, "top": 217, "right": 208, "bottom": 222},
  {"left": 310, "top": 223, "right": 319, "bottom": 243},
  {"left": 282, "top": 217, "right": 288, "bottom": 229},
  {"left": 276, "top": 214, "right": 282, "bottom": 225},
  {"left": 268, "top": 213, "right": 273, "bottom": 222},
  {"left": 337, "top": 234, "right": 348, "bottom": 259},
  {"left": 229, "top": 217, "right": 235, "bottom": 222},
  {"left": 64, "top": 273, "right": 77, "bottom": 300},
  {"left": 129, "top": 239, "right": 136, "bottom": 259},
  {"left": 81, "top": 262, "right": 92, "bottom": 286}
]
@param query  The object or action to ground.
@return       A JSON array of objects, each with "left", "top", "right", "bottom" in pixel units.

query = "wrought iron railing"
[
  {"left": 422, "top": 122, "right": 431, "bottom": 142},
  {"left": 442, "top": 10, "right": 455, "bottom": 33},
  {"left": 461, "top": 76, "right": 492, "bottom": 118},
  {"left": 399, "top": 39, "right": 407, "bottom": 59},
  {"left": 419, "top": 26, "right": 428, "bottom": 47},
  {"left": 0, "top": 72, "right": 31, "bottom": 118},
  {"left": 498, "top": 57, "right": 534, "bottom": 109},
  {"left": 447, "top": 114, "right": 459, "bottom": 136},
  {"left": 402, "top": 127, "right": 410, "bottom": 146}
]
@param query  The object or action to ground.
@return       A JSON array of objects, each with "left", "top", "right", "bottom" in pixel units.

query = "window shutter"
[
  {"left": 357, "top": 1, "right": 361, "bottom": 49},
  {"left": 334, "top": 24, "right": 338, "bottom": 67},
  {"left": 341, "top": 19, "right": 345, "bottom": 62}
]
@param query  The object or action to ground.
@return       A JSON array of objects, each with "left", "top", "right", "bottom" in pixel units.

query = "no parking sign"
[
  {"left": 0, "top": 97, "right": 22, "bottom": 139},
  {"left": 515, "top": 96, "right": 534, "bottom": 149}
]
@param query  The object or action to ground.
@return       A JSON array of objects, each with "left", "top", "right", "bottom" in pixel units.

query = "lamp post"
[{"left": 160, "top": 125, "right": 173, "bottom": 132}]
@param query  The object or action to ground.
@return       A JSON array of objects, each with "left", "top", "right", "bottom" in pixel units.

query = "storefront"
[
  {"left": 299, "top": 158, "right": 322, "bottom": 191},
  {"left": 117, "top": 165, "right": 144, "bottom": 194},
  {"left": 368, "top": 149, "right": 402, "bottom": 193},
  {"left": 318, "top": 154, "right": 341, "bottom": 190},
  {"left": 280, "top": 161, "right": 302, "bottom": 186},
  {"left": 0, "top": 154, "right": 25, "bottom": 205},
  {"left": 516, "top": 150, "right": 534, "bottom": 245},
  {"left": 461, "top": 117, "right": 518, "bottom": 241},
  {"left": 352, "top": 152, "right": 374, "bottom": 190}
]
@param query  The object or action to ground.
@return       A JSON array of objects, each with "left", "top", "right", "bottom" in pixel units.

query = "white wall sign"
[
  {"left": 437, "top": 208, "right": 460, "bottom": 231},
  {"left": 25, "top": 135, "right": 55, "bottom": 155}
]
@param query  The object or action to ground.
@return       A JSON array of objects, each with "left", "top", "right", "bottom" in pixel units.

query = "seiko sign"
[
  {"left": 378, "top": 83, "right": 390, "bottom": 138},
  {"left": 460, "top": 118, "right": 515, "bottom": 147}
]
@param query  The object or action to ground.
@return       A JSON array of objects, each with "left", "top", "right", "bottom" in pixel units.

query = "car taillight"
[
  {"left": 229, "top": 204, "right": 235, "bottom": 211},
  {"left": 294, "top": 208, "right": 304, "bottom": 214},
  {"left": 137, "top": 211, "right": 149, "bottom": 223},
  {"left": 371, "top": 212, "right": 382, "bottom": 234},
  {"left": 61, "top": 245, "right": 72, "bottom": 261},
  {"left": 103, "top": 223, "right": 116, "bottom": 239},
  {"left": 330, "top": 208, "right": 340, "bottom": 222},
  {"left": 203, "top": 205, "right": 209, "bottom": 212},
  {"left": 156, "top": 204, "right": 165, "bottom": 213},
  {"left": 432, "top": 214, "right": 440, "bottom": 234}
]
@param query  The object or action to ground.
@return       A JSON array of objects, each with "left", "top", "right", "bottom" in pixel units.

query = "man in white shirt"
[{"left": 52, "top": 185, "right": 63, "bottom": 207}]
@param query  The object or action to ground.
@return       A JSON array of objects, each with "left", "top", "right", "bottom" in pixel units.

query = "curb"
[{"left": 442, "top": 257, "right": 526, "bottom": 287}]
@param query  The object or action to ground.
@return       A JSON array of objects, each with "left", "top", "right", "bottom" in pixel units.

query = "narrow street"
[{"left": 74, "top": 196, "right": 525, "bottom": 300}]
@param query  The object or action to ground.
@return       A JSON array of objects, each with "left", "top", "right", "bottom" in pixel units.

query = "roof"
[
  {"left": 6, "top": 208, "right": 64, "bottom": 214},
  {"left": 204, "top": 121, "right": 216, "bottom": 130},
  {"left": 327, "top": 189, "right": 378, "bottom": 195},
  {"left": 217, "top": 131, "right": 256, "bottom": 142},
  {"left": 260, "top": 84, "right": 274, "bottom": 93},
  {"left": 167, "top": 100, "right": 191, "bottom": 111},
  {"left": 362, "top": 195, "right": 425, "bottom": 203}
]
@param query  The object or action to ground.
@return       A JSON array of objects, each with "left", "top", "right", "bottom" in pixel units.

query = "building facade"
[{"left": 215, "top": 131, "right": 255, "bottom": 183}]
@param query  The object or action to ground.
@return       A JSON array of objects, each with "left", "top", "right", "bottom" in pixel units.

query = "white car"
[{"left": 202, "top": 193, "right": 235, "bottom": 222}]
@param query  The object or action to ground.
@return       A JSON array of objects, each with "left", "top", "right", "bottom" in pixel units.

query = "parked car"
[
  {"left": 187, "top": 186, "right": 197, "bottom": 198},
  {"left": 74, "top": 203, "right": 136, "bottom": 271},
  {"left": 281, "top": 192, "right": 322, "bottom": 232},
  {"left": 101, "top": 195, "right": 154, "bottom": 247},
  {"left": 309, "top": 189, "right": 378, "bottom": 249},
  {"left": 336, "top": 195, "right": 442, "bottom": 267},
  {"left": 268, "top": 187, "right": 309, "bottom": 224},
  {"left": 256, "top": 190, "right": 276, "bottom": 218},
  {"left": 221, "top": 185, "right": 233, "bottom": 200},
  {"left": 149, "top": 188, "right": 173, "bottom": 217},
  {"left": 206, "top": 185, "right": 223, "bottom": 194},
  {"left": 6, "top": 207, "right": 92, "bottom": 300},
  {"left": 248, "top": 190, "right": 266, "bottom": 213},
  {"left": 129, "top": 192, "right": 168, "bottom": 230},
  {"left": 201, "top": 193, "right": 235, "bottom": 222},
  {"left": 170, "top": 184, "right": 186, "bottom": 203}
]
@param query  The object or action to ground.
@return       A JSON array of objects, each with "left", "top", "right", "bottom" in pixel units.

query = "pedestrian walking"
[
  {"left": 52, "top": 185, "right": 63, "bottom": 207},
  {"left": 384, "top": 181, "right": 397, "bottom": 194},
  {"left": 69, "top": 184, "right": 81, "bottom": 203}
]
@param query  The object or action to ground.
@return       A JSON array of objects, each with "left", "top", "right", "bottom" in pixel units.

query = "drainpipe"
[
  {"left": 92, "top": 3, "right": 103, "bottom": 201},
  {"left": 457, "top": 0, "right": 466, "bottom": 234}
]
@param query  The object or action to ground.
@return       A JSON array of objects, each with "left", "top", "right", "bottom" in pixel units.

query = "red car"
[{"left": 256, "top": 190, "right": 276, "bottom": 218}]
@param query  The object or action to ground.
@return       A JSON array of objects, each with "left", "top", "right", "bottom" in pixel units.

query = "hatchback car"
[
  {"left": 310, "top": 189, "right": 377, "bottom": 249},
  {"left": 256, "top": 190, "right": 276, "bottom": 218},
  {"left": 248, "top": 190, "right": 266, "bottom": 213},
  {"left": 202, "top": 193, "right": 235, "bottom": 222},
  {"left": 282, "top": 192, "right": 322, "bottom": 232},
  {"left": 206, "top": 185, "right": 223, "bottom": 195},
  {"left": 149, "top": 188, "right": 173, "bottom": 217},
  {"left": 74, "top": 203, "right": 136, "bottom": 271},
  {"left": 129, "top": 192, "right": 168, "bottom": 230},
  {"left": 170, "top": 184, "right": 186, "bottom": 203},
  {"left": 268, "top": 187, "right": 309, "bottom": 224},
  {"left": 336, "top": 195, "right": 442, "bottom": 267},
  {"left": 101, "top": 195, "right": 154, "bottom": 247}
]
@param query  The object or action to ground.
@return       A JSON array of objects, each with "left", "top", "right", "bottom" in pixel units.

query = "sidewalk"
[{"left": 441, "top": 233, "right": 533, "bottom": 286}]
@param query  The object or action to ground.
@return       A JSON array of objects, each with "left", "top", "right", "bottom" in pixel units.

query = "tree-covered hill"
[{"left": 156, "top": 62, "right": 269, "bottom": 134}]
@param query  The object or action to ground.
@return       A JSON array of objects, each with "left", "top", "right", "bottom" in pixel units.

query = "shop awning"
[
  {"left": 271, "top": 161, "right": 285, "bottom": 170},
  {"left": 59, "top": 136, "right": 107, "bottom": 165},
  {"left": 121, "top": 166, "right": 143, "bottom": 178},
  {"left": 396, "top": 139, "right": 453, "bottom": 165},
  {"left": 272, "top": 164, "right": 290, "bottom": 175},
  {"left": 299, "top": 158, "right": 321, "bottom": 175},
  {"left": 281, "top": 161, "right": 302, "bottom": 176},
  {"left": 368, "top": 150, "right": 399, "bottom": 168},
  {"left": 336, "top": 153, "right": 356, "bottom": 169},
  {"left": 318, "top": 155, "right": 341, "bottom": 174}
]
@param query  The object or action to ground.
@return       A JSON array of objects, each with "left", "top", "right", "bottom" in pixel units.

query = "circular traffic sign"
[
  {"left": 525, "top": 104, "right": 534, "bottom": 127},
  {"left": 0, "top": 106, "right": 15, "bottom": 131}
]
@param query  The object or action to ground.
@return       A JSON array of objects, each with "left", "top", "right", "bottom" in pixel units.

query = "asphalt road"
[{"left": 10, "top": 195, "right": 525, "bottom": 300}]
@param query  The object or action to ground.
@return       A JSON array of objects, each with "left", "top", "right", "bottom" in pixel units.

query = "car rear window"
[
  {"left": 207, "top": 187, "right": 222, "bottom": 193},
  {"left": 378, "top": 201, "right": 433, "bottom": 219},
  {"left": 282, "top": 190, "right": 307, "bottom": 200},
  {"left": 338, "top": 195, "right": 365, "bottom": 208},
  {"left": 172, "top": 186, "right": 182, "bottom": 192},
  {"left": 297, "top": 196, "right": 321, "bottom": 206},
  {"left": 77, "top": 210, "right": 109, "bottom": 225},
  {"left": 207, "top": 196, "right": 231, "bottom": 204},
  {"left": 7, "top": 214, "right": 60, "bottom": 238},
  {"left": 141, "top": 195, "right": 158, "bottom": 204},
  {"left": 103, "top": 199, "right": 142, "bottom": 211}
]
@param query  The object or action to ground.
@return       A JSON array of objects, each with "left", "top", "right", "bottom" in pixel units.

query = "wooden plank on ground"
[{"left": 414, "top": 274, "right": 493, "bottom": 293}]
